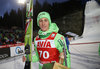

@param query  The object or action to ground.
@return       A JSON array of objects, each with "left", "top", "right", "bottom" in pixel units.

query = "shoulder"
[
  {"left": 56, "top": 33, "right": 64, "bottom": 38},
  {"left": 34, "top": 35, "right": 39, "bottom": 44},
  {"left": 34, "top": 35, "right": 39, "bottom": 40},
  {"left": 55, "top": 33, "right": 65, "bottom": 40}
]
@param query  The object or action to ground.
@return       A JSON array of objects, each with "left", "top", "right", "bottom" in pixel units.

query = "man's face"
[{"left": 39, "top": 18, "right": 49, "bottom": 31}]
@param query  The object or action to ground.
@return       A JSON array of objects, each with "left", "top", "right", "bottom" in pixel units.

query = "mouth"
[{"left": 42, "top": 26, "right": 46, "bottom": 28}]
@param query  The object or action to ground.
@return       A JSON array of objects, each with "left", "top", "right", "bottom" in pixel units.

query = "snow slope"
[{"left": 70, "top": 0, "right": 100, "bottom": 69}]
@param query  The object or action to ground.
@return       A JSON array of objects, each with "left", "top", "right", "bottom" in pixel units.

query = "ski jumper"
[
  {"left": 32, "top": 23, "right": 71, "bottom": 69},
  {"left": 32, "top": 12, "right": 71, "bottom": 69}
]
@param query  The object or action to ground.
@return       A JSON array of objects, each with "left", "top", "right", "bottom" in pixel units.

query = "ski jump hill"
[
  {"left": 70, "top": 0, "right": 100, "bottom": 69},
  {"left": 0, "top": 0, "right": 100, "bottom": 69}
]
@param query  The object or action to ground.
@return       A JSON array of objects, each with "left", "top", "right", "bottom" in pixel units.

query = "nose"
[{"left": 42, "top": 21, "right": 45, "bottom": 25}]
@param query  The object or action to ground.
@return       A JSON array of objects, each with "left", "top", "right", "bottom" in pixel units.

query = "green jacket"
[{"left": 32, "top": 23, "right": 71, "bottom": 68}]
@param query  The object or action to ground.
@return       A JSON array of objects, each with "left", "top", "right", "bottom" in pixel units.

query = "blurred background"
[{"left": 0, "top": 0, "right": 100, "bottom": 45}]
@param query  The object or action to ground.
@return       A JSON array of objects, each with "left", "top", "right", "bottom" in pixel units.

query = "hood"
[{"left": 37, "top": 11, "right": 51, "bottom": 27}]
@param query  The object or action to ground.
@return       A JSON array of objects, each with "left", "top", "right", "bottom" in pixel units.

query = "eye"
[
  {"left": 39, "top": 20, "right": 43, "bottom": 22},
  {"left": 44, "top": 19, "right": 48, "bottom": 22}
]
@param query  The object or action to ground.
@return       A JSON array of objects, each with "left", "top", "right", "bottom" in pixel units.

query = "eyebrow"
[{"left": 39, "top": 19, "right": 48, "bottom": 21}]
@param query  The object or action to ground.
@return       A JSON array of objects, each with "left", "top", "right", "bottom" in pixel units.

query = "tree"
[
  {"left": 3, "top": 12, "right": 10, "bottom": 28},
  {"left": 0, "top": 16, "right": 3, "bottom": 27},
  {"left": 33, "top": 0, "right": 42, "bottom": 30},
  {"left": 9, "top": 9, "right": 18, "bottom": 28},
  {"left": 17, "top": 8, "right": 23, "bottom": 28}
]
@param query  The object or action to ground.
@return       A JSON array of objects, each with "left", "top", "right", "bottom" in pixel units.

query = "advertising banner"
[
  {"left": 0, "top": 43, "right": 34, "bottom": 60},
  {"left": 10, "top": 44, "right": 25, "bottom": 57}
]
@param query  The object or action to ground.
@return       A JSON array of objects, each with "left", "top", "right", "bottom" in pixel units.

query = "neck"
[{"left": 39, "top": 33, "right": 51, "bottom": 39}]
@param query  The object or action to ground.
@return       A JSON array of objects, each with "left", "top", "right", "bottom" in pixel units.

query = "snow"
[
  {"left": 0, "top": 55, "right": 25, "bottom": 69},
  {"left": 70, "top": 0, "right": 100, "bottom": 69},
  {"left": 0, "top": 55, "right": 39, "bottom": 69},
  {"left": 70, "top": 43, "right": 100, "bottom": 69}
]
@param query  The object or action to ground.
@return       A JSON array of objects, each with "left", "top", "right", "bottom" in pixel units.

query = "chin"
[
  {"left": 42, "top": 30, "right": 47, "bottom": 31},
  {"left": 41, "top": 29, "right": 48, "bottom": 31}
]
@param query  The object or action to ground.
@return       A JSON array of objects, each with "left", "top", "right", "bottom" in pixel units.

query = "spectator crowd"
[{"left": 0, "top": 29, "right": 24, "bottom": 45}]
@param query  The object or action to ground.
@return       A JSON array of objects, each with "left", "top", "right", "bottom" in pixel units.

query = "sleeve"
[
  {"left": 32, "top": 38, "right": 39, "bottom": 63},
  {"left": 54, "top": 34, "right": 63, "bottom": 53},
  {"left": 63, "top": 37, "right": 71, "bottom": 68},
  {"left": 55, "top": 34, "right": 71, "bottom": 68}
]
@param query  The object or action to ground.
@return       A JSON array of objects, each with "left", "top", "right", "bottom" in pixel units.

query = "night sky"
[
  {"left": 1, "top": 0, "right": 99, "bottom": 17},
  {"left": 0, "top": 0, "right": 19, "bottom": 17},
  {"left": 0, "top": 0, "right": 69, "bottom": 17}
]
